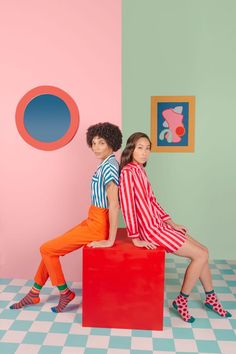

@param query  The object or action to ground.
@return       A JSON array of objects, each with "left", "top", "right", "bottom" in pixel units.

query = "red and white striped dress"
[{"left": 119, "top": 162, "right": 187, "bottom": 253}]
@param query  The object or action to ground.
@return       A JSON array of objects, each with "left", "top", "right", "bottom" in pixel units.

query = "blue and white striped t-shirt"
[{"left": 91, "top": 154, "right": 119, "bottom": 208}]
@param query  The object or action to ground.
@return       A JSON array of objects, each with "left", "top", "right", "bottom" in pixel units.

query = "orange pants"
[{"left": 34, "top": 205, "right": 109, "bottom": 286}]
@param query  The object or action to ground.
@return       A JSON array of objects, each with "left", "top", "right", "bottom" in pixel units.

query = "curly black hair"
[{"left": 86, "top": 122, "right": 122, "bottom": 152}]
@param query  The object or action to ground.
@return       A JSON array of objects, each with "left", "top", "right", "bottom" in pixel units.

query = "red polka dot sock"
[
  {"left": 172, "top": 292, "right": 195, "bottom": 323},
  {"left": 9, "top": 283, "right": 41, "bottom": 309},
  {"left": 51, "top": 288, "right": 75, "bottom": 313},
  {"left": 205, "top": 290, "right": 232, "bottom": 317}
]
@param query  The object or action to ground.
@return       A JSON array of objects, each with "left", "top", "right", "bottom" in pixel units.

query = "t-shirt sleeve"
[{"left": 102, "top": 162, "right": 119, "bottom": 187}]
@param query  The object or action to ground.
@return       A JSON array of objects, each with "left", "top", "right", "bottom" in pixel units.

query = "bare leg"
[
  {"left": 170, "top": 238, "right": 208, "bottom": 322},
  {"left": 173, "top": 235, "right": 232, "bottom": 320},
  {"left": 186, "top": 235, "right": 213, "bottom": 292},
  {"left": 186, "top": 235, "right": 231, "bottom": 317},
  {"left": 174, "top": 237, "right": 209, "bottom": 294}
]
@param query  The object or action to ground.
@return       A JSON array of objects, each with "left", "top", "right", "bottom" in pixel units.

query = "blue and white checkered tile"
[{"left": 1, "top": 258, "right": 236, "bottom": 354}]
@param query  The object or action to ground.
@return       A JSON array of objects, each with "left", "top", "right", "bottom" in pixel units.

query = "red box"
[{"left": 82, "top": 228, "right": 165, "bottom": 330}]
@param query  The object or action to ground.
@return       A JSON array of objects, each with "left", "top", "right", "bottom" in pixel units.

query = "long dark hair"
[{"left": 120, "top": 132, "right": 152, "bottom": 170}]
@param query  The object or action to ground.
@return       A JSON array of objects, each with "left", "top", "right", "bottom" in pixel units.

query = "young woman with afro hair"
[{"left": 10, "top": 122, "right": 122, "bottom": 313}]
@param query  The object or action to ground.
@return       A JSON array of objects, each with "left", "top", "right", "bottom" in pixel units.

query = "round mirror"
[{"left": 16, "top": 86, "right": 79, "bottom": 150}]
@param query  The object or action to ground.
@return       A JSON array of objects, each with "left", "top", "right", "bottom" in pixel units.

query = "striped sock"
[
  {"left": 9, "top": 283, "right": 41, "bottom": 309},
  {"left": 172, "top": 292, "right": 195, "bottom": 323},
  {"left": 205, "top": 290, "right": 232, "bottom": 317},
  {"left": 51, "top": 287, "right": 75, "bottom": 313}
]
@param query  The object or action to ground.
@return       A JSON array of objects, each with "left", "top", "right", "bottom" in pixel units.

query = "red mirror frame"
[{"left": 15, "top": 86, "right": 79, "bottom": 151}]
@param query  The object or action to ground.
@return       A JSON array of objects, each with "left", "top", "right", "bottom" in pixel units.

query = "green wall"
[{"left": 122, "top": 0, "right": 236, "bottom": 258}]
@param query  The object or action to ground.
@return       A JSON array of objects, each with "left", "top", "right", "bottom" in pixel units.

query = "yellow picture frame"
[{"left": 151, "top": 96, "right": 195, "bottom": 152}]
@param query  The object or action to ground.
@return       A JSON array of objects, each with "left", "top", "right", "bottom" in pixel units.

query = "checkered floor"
[{"left": 1, "top": 258, "right": 236, "bottom": 354}]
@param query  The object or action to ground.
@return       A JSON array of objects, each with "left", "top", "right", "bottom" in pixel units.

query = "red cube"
[{"left": 82, "top": 228, "right": 165, "bottom": 330}]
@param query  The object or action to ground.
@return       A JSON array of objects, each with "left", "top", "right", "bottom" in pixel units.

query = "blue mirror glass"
[{"left": 24, "top": 94, "right": 71, "bottom": 143}]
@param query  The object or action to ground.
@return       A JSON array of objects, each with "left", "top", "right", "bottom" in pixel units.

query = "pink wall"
[{"left": 0, "top": 1, "right": 121, "bottom": 281}]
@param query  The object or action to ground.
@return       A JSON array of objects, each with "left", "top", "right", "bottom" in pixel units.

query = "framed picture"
[{"left": 151, "top": 96, "right": 195, "bottom": 152}]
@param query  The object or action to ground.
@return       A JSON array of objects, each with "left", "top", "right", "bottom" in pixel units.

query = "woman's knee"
[
  {"left": 40, "top": 242, "right": 50, "bottom": 255},
  {"left": 187, "top": 241, "right": 209, "bottom": 262},
  {"left": 200, "top": 246, "right": 209, "bottom": 262}
]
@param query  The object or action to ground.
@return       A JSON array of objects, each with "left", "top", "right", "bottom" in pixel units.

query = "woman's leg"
[
  {"left": 174, "top": 237, "right": 209, "bottom": 294},
  {"left": 173, "top": 235, "right": 231, "bottom": 320},
  {"left": 187, "top": 235, "right": 231, "bottom": 317},
  {"left": 10, "top": 207, "right": 109, "bottom": 312},
  {"left": 10, "top": 260, "right": 49, "bottom": 309},
  {"left": 37, "top": 222, "right": 99, "bottom": 312},
  {"left": 171, "top": 237, "right": 208, "bottom": 322},
  {"left": 10, "top": 224, "right": 94, "bottom": 311},
  {"left": 186, "top": 235, "right": 213, "bottom": 292},
  {"left": 10, "top": 227, "right": 87, "bottom": 312}
]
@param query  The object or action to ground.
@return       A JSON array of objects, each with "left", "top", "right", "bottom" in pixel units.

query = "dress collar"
[{"left": 127, "top": 162, "right": 145, "bottom": 170}]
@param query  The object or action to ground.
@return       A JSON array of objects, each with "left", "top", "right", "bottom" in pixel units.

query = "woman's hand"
[
  {"left": 172, "top": 223, "right": 188, "bottom": 234},
  {"left": 87, "top": 240, "right": 114, "bottom": 248},
  {"left": 165, "top": 219, "right": 187, "bottom": 234},
  {"left": 132, "top": 238, "right": 157, "bottom": 249}
]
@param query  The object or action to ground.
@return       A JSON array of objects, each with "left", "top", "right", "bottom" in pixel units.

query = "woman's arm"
[
  {"left": 120, "top": 170, "right": 156, "bottom": 249},
  {"left": 119, "top": 169, "right": 139, "bottom": 239},
  {"left": 146, "top": 177, "right": 187, "bottom": 233},
  {"left": 88, "top": 181, "right": 119, "bottom": 248},
  {"left": 106, "top": 181, "right": 120, "bottom": 245},
  {"left": 165, "top": 219, "right": 188, "bottom": 234},
  {"left": 149, "top": 187, "right": 171, "bottom": 222},
  {"left": 132, "top": 238, "right": 157, "bottom": 249},
  {"left": 142, "top": 169, "right": 170, "bottom": 222}
]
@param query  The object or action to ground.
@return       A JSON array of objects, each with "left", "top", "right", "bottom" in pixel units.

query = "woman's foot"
[
  {"left": 10, "top": 289, "right": 40, "bottom": 309},
  {"left": 205, "top": 290, "right": 232, "bottom": 317},
  {"left": 172, "top": 292, "right": 195, "bottom": 323},
  {"left": 51, "top": 289, "right": 75, "bottom": 313}
]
